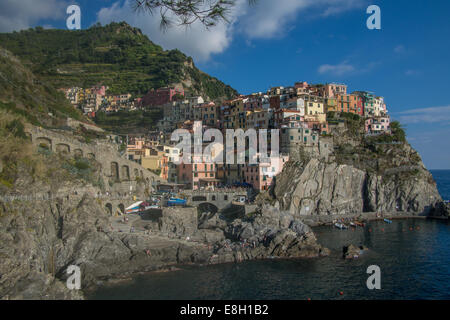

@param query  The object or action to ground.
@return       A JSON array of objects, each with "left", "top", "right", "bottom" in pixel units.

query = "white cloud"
[
  {"left": 96, "top": 0, "right": 364, "bottom": 61},
  {"left": 97, "top": 0, "right": 238, "bottom": 61},
  {"left": 236, "top": 0, "right": 365, "bottom": 39},
  {"left": 394, "top": 45, "right": 406, "bottom": 54},
  {"left": 318, "top": 60, "right": 380, "bottom": 76},
  {"left": 0, "top": 0, "right": 67, "bottom": 32},
  {"left": 318, "top": 61, "right": 355, "bottom": 76},
  {"left": 395, "top": 106, "right": 450, "bottom": 124}
]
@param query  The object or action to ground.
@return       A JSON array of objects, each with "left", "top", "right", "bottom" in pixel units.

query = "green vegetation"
[
  {"left": 390, "top": 121, "right": 406, "bottom": 142},
  {"left": 365, "top": 121, "right": 406, "bottom": 145},
  {"left": 0, "top": 47, "right": 87, "bottom": 128},
  {"left": 95, "top": 109, "right": 163, "bottom": 134},
  {"left": 149, "top": 168, "right": 162, "bottom": 176},
  {"left": 0, "top": 22, "right": 238, "bottom": 100},
  {"left": 0, "top": 111, "right": 37, "bottom": 188}
]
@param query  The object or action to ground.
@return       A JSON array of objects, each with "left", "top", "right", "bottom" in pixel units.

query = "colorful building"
[
  {"left": 243, "top": 154, "right": 289, "bottom": 191},
  {"left": 141, "top": 87, "right": 185, "bottom": 108}
]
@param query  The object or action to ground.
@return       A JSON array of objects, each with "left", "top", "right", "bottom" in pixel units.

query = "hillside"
[
  {"left": 0, "top": 47, "right": 87, "bottom": 128},
  {"left": 0, "top": 22, "right": 238, "bottom": 101}
]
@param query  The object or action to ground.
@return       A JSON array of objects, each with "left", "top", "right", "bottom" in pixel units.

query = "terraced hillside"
[{"left": 0, "top": 22, "right": 238, "bottom": 101}]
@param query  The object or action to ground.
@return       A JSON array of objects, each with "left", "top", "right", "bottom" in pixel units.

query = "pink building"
[
  {"left": 365, "top": 116, "right": 391, "bottom": 133},
  {"left": 323, "top": 83, "right": 347, "bottom": 98},
  {"left": 177, "top": 160, "right": 218, "bottom": 190},
  {"left": 243, "top": 154, "right": 289, "bottom": 191},
  {"left": 127, "top": 137, "right": 147, "bottom": 150},
  {"left": 92, "top": 85, "right": 106, "bottom": 96}
]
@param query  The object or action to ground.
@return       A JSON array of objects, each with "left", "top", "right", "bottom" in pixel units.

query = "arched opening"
[
  {"left": 198, "top": 203, "right": 219, "bottom": 214},
  {"left": 105, "top": 203, "right": 113, "bottom": 215},
  {"left": 111, "top": 162, "right": 119, "bottom": 181},
  {"left": 134, "top": 168, "right": 139, "bottom": 179},
  {"left": 36, "top": 137, "right": 52, "bottom": 150},
  {"left": 192, "top": 196, "right": 207, "bottom": 202},
  {"left": 118, "top": 204, "right": 125, "bottom": 215},
  {"left": 56, "top": 143, "right": 70, "bottom": 154},
  {"left": 121, "top": 165, "right": 130, "bottom": 181},
  {"left": 211, "top": 195, "right": 216, "bottom": 201}
]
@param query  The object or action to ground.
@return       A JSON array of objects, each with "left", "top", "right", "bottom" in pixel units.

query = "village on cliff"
[{"left": 59, "top": 82, "right": 391, "bottom": 192}]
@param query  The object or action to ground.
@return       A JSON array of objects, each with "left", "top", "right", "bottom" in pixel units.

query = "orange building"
[
  {"left": 336, "top": 94, "right": 364, "bottom": 116},
  {"left": 177, "top": 161, "right": 218, "bottom": 190}
]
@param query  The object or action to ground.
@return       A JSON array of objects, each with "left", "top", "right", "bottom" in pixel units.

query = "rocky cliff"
[
  {"left": 272, "top": 116, "right": 443, "bottom": 218},
  {"left": 0, "top": 190, "right": 325, "bottom": 299}
]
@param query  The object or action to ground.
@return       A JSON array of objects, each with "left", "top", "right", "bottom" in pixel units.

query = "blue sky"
[{"left": 1, "top": 0, "right": 450, "bottom": 169}]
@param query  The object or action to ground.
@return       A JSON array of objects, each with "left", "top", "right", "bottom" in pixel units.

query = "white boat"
[
  {"left": 126, "top": 201, "right": 143, "bottom": 211},
  {"left": 334, "top": 223, "right": 348, "bottom": 230}
]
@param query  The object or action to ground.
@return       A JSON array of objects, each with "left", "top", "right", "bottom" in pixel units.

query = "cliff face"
[
  {"left": 274, "top": 137, "right": 442, "bottom": 217},
  {"left": 0, "top": 190, "right": 325, "bottom": 299}
]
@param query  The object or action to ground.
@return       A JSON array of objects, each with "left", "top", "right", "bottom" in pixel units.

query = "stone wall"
[{"left": 27, "top": 126, "right": 165, "bottom": 194}]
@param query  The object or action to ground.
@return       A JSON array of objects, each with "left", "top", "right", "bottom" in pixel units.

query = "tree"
[
  {"left": 390, "top": 121, "right": 406, "bottom": 142},
  {"left": 133, "top": 0, "right": 257, "bottom": 30}
]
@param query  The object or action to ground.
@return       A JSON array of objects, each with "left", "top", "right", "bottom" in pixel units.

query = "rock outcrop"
[
  {"left": 0, "top": 191, "right": 326, "bottom": 299},
  {"left": 274, "top": 144, "right": 442, "bottom": 217},
  {"left": 343, "top": 244, "right": 368, "bottom": 260}
]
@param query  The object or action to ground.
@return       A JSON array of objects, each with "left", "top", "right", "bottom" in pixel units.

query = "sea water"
[{"left": 89, "top": 171, "right": 450, "bottom": 300}]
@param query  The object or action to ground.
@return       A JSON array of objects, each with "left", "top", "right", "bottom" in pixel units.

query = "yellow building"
[
  {"left": 325, "top": 98, "right": 338, "bottom": 113},
  {"left": 141, "top": 149, "right": 165, "bottom": 171},
  {"left": 304, "top": 95, "right": 325, "bottom": 116}
]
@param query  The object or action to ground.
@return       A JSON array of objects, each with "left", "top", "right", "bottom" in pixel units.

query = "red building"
[
  {"left": 269, "top": 95, "right": 281, "bottom": 110},
  {"left": 141, "top": 87, "right": 184, "bottom": 108}
]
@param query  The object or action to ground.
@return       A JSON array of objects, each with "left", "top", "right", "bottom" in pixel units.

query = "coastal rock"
[
  {"left": 343, "top": 244, "right": 368, "bottom": 260},
  {"left": 218, "top": 206, "right": 327, "bottom": 260},
  {"left": 275, "top": 159, "right": 366, "bottom": 216},
  {"left": 275, "top": 153, "right": 442, "bottom": 217},
  {"left": 158, "top": 207, "right": 198, "bottom": 238}
]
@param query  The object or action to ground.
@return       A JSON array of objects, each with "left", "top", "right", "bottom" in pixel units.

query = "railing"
[{"left": 0, "top": 192, "right": 134, "bottom": 203}]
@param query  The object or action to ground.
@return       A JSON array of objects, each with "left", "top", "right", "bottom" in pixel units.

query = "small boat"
[
  {"left": 349, "top": 222, "right": 357, "bottom": 227},
  {"left": 334, "top": 223, "right": 348, "bottom": 230},
  {"left": 125, "top": 201, "right": 144, "bottom": 214},
  {"left": 167, "top": 197, "right": 187, "bottom": 207},
  {"left": 384, "top": 218, "right": 393, "bottom": 224}
]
